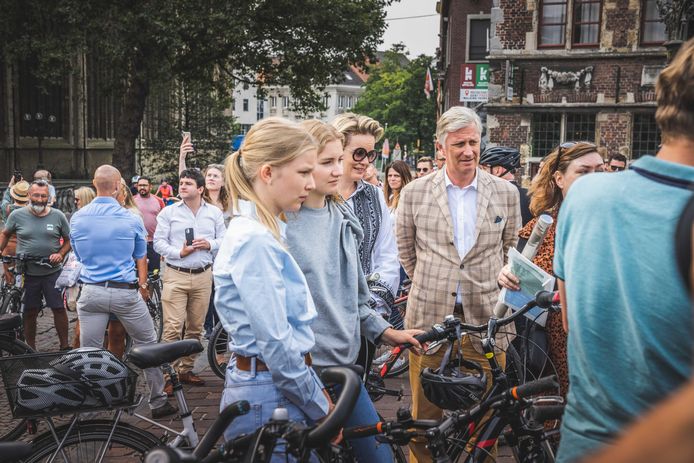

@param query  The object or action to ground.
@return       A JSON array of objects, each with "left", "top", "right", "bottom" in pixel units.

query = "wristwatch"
[{"left": 139, "top": 283, "right": 148, "bottom": 289}]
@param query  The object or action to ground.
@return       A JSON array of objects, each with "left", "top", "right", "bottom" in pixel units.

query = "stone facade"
[{"left": 484, "top": 0, "right": 671, "bottom": 170}]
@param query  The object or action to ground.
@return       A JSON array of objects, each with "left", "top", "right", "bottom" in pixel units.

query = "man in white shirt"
[
  {"left": 154, "top": 169, "right": 225, "bottom": 389},
  {"left": 397, "top": 106, "right": 521, "bottom": 463}
]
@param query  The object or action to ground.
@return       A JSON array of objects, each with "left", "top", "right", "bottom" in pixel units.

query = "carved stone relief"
[{"left": 539, "top": 66, "right": 594, "bottom": 92}]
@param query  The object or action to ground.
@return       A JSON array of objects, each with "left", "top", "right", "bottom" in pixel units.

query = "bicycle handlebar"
[
  {"left": 192, "top": 400, "right": 250, "bottom": 459},
  {"left": 305, "top": 366, "right": 361, "bottom": 446},
  {"left": 510, "top": 375, "right": 559, "bottom": 400}
]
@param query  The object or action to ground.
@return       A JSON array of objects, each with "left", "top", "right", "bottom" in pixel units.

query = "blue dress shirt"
[
  {"left": 213, "top": 201, "right": 329, "bottom": 420},
  {"left": 70, "top": 197, "right": 147, "bottom": 283}
]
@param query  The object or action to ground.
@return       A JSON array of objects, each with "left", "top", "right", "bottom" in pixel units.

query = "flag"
[
  {"left": 381, "top": 138, "right": 390, "bottom": 159},
  {"left": 424, "top": 67, "right": 434, "bottom": 99},
  {"left": 392, "top": 142, "right": 401, "bottom": 160}
]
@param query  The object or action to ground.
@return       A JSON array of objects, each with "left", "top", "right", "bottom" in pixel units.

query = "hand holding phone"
[
  {"left": 180, "top": 131, "right": 194, "bottom": 160},
  {"left": 13, "top": 170, "right": 22, "bottom": 183},
  {"left": 185, "top": 228, "right": 195, "bottom": 246}
]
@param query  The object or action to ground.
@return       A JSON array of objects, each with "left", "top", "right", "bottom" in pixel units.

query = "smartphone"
[
  {"left": 182, "top": 131, "right": 191, "bottom": 143},
  {"left": 185, "top": 228, "right": 195, "bottom": 246}
]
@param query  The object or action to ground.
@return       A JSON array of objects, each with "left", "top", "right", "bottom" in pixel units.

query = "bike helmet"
[
  {"left": 420, "top": 344, "right": 487, "bottom": 411},
  {"left": 51, "top": 348, "right": 131, "bottom": 405},
  {"left": 480, "top": 146, "right": 521, "bottom": 172},
  {"left": 16, "top": 368, "right": 94, "bottom": 411}
]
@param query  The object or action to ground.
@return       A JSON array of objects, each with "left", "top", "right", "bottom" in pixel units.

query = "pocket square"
[{"left": 494, "top": 216, "right": 503, "bottom": 223}]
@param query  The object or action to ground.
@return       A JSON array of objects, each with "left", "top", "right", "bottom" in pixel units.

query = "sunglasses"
[
  {"left": 352, "top": 147, "right": 378, "bottom": 163},
  {"left": 417, "top": 167, "right": 430, "bottom": 173},
  {"left": 551, "top": 141, "right": 597, "bottom": 175},
  {"left": 609, "top": 164, "right": 625, "bottom": 172}
]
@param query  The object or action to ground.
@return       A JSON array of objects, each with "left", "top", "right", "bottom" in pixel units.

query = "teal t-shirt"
[{"left": 554, "top": 156, "right": 694, "bottom": 462}]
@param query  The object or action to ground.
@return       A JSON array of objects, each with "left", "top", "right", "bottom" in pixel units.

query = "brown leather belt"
[
  {"left": 166, "top": 263, "right": 212, "bottom": 274},
  {"left": 235, "top": 354, "right": 312, "bottom": 372}
]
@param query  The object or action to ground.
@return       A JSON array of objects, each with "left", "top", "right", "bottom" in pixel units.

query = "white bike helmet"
[
  {"left": 52, "top": 348, "right": 131, "bottom": 405},
  {"left": 16, "top": 368, "right": 93, "bottom": 411}
]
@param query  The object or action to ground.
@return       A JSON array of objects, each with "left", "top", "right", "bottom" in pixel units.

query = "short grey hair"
[{"left": 436, "top": 106, "right": 482, "bottom": 145}]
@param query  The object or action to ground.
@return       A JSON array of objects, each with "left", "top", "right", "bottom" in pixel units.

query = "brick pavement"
[{"left": 8, "top": 314, "right": 514, "bottom": 461}]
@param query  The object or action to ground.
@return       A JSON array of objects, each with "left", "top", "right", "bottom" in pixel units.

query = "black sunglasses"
[
  {"left": 551, "top": 141, "right": 597, "bottom": 175},
  {"left": 352, "top": 147, "right": 378, "bottom": 163},
  {"left": 417, "top": 167, "right": 430, "bottom": 172},
  {"left": 609, "top": 164, "right": 625, "bottom": 172}
]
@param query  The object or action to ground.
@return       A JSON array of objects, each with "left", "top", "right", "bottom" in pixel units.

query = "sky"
[{"left": 381, "top": 0, "right": 440, "bottom": 58}]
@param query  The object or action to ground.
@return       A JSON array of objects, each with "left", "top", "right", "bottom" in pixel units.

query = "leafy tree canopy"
[
  {"left": 354, "top": 44, "right": 437, "bottom": 159},
  {"left": 0, "top": 0, "right": 394, "bottom": 177}
]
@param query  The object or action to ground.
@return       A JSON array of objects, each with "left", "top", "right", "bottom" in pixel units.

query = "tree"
[
  {"left": 354, "top": 46, "right": 437, "bottom": 161},
  {"left": 0, "top": 0, "right": 394, "bottom": 177}
]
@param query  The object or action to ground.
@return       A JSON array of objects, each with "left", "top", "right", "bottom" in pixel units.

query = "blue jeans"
[
  {"left": 220, "top": 363, "right": 322, "bottom": 462},
  {"left": 334, "top": 382, "right": 395, "bottom": 463}
]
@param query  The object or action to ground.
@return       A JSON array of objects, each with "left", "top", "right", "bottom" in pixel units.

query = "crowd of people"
[{"left": 0, "top": 37, "right": 692, "bottom": 463}]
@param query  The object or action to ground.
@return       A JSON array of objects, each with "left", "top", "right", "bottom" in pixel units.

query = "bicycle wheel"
[
  {"left": 208, "top": 322, "right": 234, "bottom": 380},
  {"left": 0, "top": 290, "right": 21, "bottom": 315},
  {"left": 370, "top": 300, "right": 408, "bottom": 378},
  {"left": 147, "top": 289, "right": 164, "bottom": 343},
  {"left": 0, "top": 337, "right": 34, "bottom": 441},
  {"left": 24, "top": 420, "right": 160, "bottom": 462}
]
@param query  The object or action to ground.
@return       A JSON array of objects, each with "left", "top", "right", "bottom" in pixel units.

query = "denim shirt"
[{"left": 213, "top": 200, "right": 329, "bottom": 420}]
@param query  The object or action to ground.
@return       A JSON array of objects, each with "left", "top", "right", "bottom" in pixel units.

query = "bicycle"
[
  {"left": 0, "top": 313, "right": 35, "bottom": 441},
  {"left": 0, "top": 339, "right": 209, "bottom": 461},
  {"left": 370, "top": 281, "right": 410, "bottom": 379},
  {"left": 122, "top": 269, "right": 164, "bottom": 354},
  {"left": 374, "top": 291, "right": 564, "bottom": 462},
  {"left": 0, "top": 254, "right": 54, "bottom": 315},
  {"left": 344, "top": 375, "right": 562, "bottom": 463},
  {"left": 144, "top": 366, "right": 362, "bottom": 463}
]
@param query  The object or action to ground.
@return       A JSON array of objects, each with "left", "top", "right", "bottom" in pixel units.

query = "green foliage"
[
  {"left": 0, "top": 0, "right": 394, "bottom": 176},
  {"left": 354, "top": 46, "right": 437, "bottom": 157}
]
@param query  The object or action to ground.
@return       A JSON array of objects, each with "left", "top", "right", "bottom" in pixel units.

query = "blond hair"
[
  {"left": 529, "top": 142, "right": 598, "bottom": 216},
  {"left": 119, "top": 178, "right": 142, "bottom": 217},
  {"left": 225, "top": 117, "right": 317, "bottom": 241},
  {"left": 331, "top": 112, "right": 384, "bottom": 146},
  {"left": 656, "top": 37, "right": 694, "bottom": 144},
  {"left": 74, "top": 186, "right": 95, "bottom": 209},
  {"left": 300, "top": 120, "right": 345, "bottom": 203},
  {"left": 436, "top": 106, "right": 482, "bottom": 145}
]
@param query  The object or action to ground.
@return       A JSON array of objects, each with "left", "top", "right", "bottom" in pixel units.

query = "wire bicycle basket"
[{"left": 0, "top": 349, "right": 138, "bottom": 419}]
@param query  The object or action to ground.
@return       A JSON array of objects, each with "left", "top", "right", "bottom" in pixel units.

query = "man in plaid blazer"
[{"left": 397, "top": 106, "right": 521, "bottom": 463}]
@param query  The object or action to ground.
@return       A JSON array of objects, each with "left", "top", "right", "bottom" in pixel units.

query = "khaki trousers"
[
  {"left": 161, "top": 266, "right": 213, "bottom": 373},
  {"left": 408, "top": 335, "right": 506, "bottom": 463}
]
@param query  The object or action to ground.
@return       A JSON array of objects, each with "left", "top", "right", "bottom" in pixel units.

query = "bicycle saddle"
[
  {"left": 127, "top": 339, "right": 203, "bottom": 369},
  {"left": 0, "top": 313, "right": 22, "bottom": 332}
]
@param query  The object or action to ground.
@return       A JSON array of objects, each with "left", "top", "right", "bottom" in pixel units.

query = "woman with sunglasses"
[
  {"left": 497, "top": 141, "right": 604, "bottom": 398},
  {"left": 332, "top": 113, "right": 401, "bottom": 370}
]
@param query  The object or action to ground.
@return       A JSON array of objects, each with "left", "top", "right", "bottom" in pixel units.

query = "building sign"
[{"left": 460, "top": 63, "right": 489, "bottom": 102}]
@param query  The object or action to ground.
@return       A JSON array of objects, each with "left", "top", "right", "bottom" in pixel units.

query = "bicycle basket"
[{"left": 0, "top": 348, "right": 138, "bottom": 418}]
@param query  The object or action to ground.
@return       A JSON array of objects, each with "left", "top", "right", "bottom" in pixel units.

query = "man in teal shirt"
[{"left": 553, "top": 39, "right": 694, "bottom": 462}]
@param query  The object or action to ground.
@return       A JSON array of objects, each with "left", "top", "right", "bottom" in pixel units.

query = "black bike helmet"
[
  {"left": 420, "top": 344, "right": 487, "bottom": 411},
  {"left": 479, "top": 146, "right": 521, "bottom": 172}
]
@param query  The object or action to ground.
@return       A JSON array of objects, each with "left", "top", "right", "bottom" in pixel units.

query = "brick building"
[{"left": 486, "top": 0, "right": 690, "bottom": 175}]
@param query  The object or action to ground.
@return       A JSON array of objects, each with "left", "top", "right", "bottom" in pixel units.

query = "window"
[
  {"left": 347, "top": 96, "right": 353, "bottom": 108},
  {"left": 242, "top": 99, "right": 249, "bottom": 112},
  {"left": 572, "top": 0, "right": 601, "bottom": 45},
  {"left": 532, "top": 113, "right": 562, "bottom": 157},
  {"left": 86, "top": 54, "right": 118, "bottom": 139},
  {"left": 18, "top": 61, "right": 69, "bottom": 139},
  {"left": 270, "top": 96, "right": 277, "bottom": 108},
  {"left": 256, "top": 99, "right": 264, "bottom": 121},
  {"left": 338, "top": 95, "right": 346, "bottom": 109},
  {"left": 468, "top": 18, "right": 490, "bottom": 61},
  {"left": 539, "top": 0, "right": 568, "bottom": 47},
  {"left": 322, "top": 95, "right": 330, "bottom": 107},
  {"left": 641, "top": 0, "right": 667, "bottom": 44},
  {"left": 632, "top": 113, "right": 660, "bottom": 158},
  {"left": 532, "top": 113, "right": 596, "bottom": 156},
  {"left": 282, "top": 96, "right": 290, "bottom": 108},
  {"left": 565, "top": 113, "right": 596, "bottom": 141}
]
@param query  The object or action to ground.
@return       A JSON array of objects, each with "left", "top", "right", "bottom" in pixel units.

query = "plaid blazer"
[{"left": 396, "top": 168, "right": 521, "bottom": 352}]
